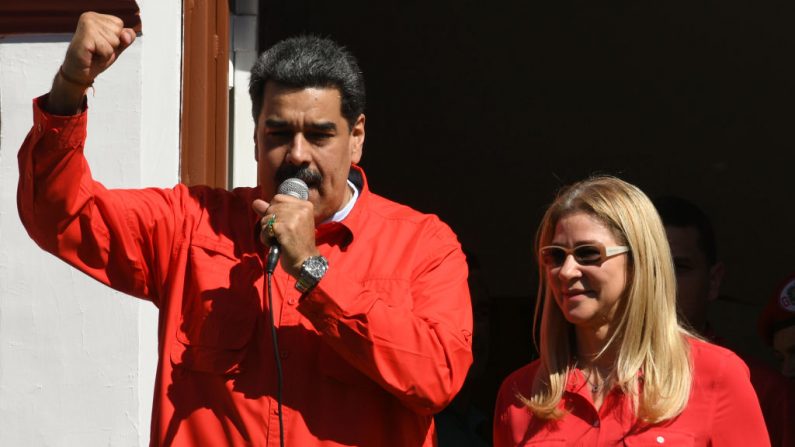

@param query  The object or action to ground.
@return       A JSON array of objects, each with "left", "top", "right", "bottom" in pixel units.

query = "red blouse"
[{"left": 494, "top": 338, "right": 770, "bottom": 446}]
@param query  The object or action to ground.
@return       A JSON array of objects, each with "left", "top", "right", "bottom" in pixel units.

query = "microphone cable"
[
  {"left": 262, "top": 177, "right": 308, "bottom": 447},
  {"left": 265, "top": 269, "right": 285, "bottom": 447}
]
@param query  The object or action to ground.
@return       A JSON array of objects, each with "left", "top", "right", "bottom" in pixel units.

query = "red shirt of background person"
[
  {"left": 655, "top": 196, "right": 795, "bottom": 447},
  {"left": 17, "top": 12, "right": 473, "bottom": 446},
  {"left": 493, "top": 176, "right": 770, "bottom": 446},
  {"left": 759, "top": 273, "right": 795, "bottom": 379}
]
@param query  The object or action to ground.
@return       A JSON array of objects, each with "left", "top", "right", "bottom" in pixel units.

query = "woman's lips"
[{"left": 563, "top": 289, "right": 593, "bottom": 299}]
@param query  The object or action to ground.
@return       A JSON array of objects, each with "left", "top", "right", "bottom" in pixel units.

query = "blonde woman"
[{"left": 494, "top": 177, "right": 769, "bottom": 446}]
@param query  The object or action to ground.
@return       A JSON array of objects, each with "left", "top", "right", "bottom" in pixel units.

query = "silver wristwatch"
[{"left": 295, "top": 255, "right": 328, "bottom": 293}]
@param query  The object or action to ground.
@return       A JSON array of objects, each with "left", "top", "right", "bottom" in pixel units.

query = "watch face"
[
  {"left": 306, "top": 257, "right": 327, "bottom": 278},
  {"left": 301, "top": 256, "right": 328, "bottom": 285},
  {"left": 296, "top": 256, "right": 328, "bottom": 293},
  {"left": 303, "top": 256, "right": 328, "bottom": 280}
]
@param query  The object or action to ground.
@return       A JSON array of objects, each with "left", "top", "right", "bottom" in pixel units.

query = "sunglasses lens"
[
  {"left": 574, "top": 245, "right": 602, "bottom": 264},
  {"left": 540, "top": 247, "right": 566, "bottom": 267}
]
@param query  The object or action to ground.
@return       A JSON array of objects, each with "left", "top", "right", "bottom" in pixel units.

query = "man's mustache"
[{"left": 275, "top": 165, "right": 323, "bottom": 189}]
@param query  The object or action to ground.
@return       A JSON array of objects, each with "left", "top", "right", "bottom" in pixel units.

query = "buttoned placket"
[{"left": 566, "top": 368, "right": 606, "bottom": 442}]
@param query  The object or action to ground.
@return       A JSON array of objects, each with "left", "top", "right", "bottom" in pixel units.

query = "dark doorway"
[{"left": 259, "top": 0, "right": 795, "bottom": 439}]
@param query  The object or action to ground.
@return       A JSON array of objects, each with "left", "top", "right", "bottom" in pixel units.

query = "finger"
[
  {"left": 119, "top": 28, "right": 137, "bottom": 49},
  {"left": 252, "top": 199, "right": 271, "bottom": 216},
  {"left": 92, "top": 38, "right": 118, "bottom": 68},
  {"left": 102, "top": 14, "right": 125, "bottom": 29},
  {"left": 98, "top": 26, "right": 122, "bottom": 49},
  {"left": 258, "top": 214, "right": 277, "bottom": 246}
]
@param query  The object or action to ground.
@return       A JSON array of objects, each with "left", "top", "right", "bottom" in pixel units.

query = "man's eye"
[
  {"left": 307, "top": 132, "right": 332, "bottom": 141},
  {"left": 268, "top": 131, "right": 291, "bottom": 138}
]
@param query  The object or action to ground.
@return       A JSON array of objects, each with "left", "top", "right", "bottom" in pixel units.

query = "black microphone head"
[{"left": 278, "top": 178, "right": 309, "bottom": 200}]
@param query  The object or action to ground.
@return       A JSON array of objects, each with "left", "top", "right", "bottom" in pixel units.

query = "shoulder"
[
  {"left": 175, "top": 185, "right": 259, "bottom": 241},
  {"left": 362, "top": 191, "right": 458, "bottom": 241},
  {"left": 496, "top": 360, "right": 541, "bottom": 408},
  {"left": 688, "top": 337, "right": 750, "bottom": 380},
  {"left": 174, "top": 184, "right": 258, "bottom": 214},
  {"left": 688, "top": 337, "right": 756, "bottom": 406},
  {"left": 494, "top": 360, "right": 544, "bottom": 446}
]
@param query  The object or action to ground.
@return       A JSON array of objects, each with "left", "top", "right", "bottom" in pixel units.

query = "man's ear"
[
  {"left": 254, "top": 127, "right": 259, "bottom": 162},
  {"left": 707, "top": 261, "right": 725, "bottom": 301},
  {"left": 349, "top": 114, "right": 365, "bottom": 164}
]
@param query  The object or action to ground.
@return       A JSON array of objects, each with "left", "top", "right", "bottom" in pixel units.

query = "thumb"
[{"left": 252, "top": 199, "right": 271, "bottom": 216}]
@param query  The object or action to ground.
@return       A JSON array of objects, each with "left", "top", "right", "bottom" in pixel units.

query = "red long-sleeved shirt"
[
  {"left": 493, "top": 338, "right": 770, "bottom": 446},
  {"left": 18, "top": 97, "right": 473, "bottom": 446}
]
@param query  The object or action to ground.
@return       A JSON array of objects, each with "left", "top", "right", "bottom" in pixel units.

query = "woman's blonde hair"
[{"left": 521, "top": 176, "right": 694, "bottom": 424}]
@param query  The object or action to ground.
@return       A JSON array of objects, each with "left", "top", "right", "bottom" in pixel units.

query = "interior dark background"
[{"left": 259, "top": 0, "right": 794, "bottom": 438}]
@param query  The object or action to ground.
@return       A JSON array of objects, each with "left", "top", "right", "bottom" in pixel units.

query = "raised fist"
[{"left": 61, "top": 12, "right": 136, "bottom": 87}]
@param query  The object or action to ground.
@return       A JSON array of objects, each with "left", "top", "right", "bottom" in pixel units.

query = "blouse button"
[
  {"left": 592, "top": 419, "right": 600, "bottom": 428},
  {"left": 656, "top": 435, "right": 665, "bottom": 444}
]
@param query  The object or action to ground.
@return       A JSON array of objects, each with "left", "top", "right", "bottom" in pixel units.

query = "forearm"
[
  {"left": 17, "top": 96, "right": 91, "bottom": 245},
  {"left": 45, "top": 68, "right": 90, "bottom": 116},
  {"left": 17, "top": 97, "right": 171, "bottom": 302}
]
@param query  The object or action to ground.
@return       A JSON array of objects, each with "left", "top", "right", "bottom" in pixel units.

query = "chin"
[{"left": 561, "top": 306, "right": 598, "bottom": 326}]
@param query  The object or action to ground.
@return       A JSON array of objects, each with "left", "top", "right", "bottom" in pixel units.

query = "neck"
[
  {"left": 342, "top": 181, "right": 354, "bottom": 206},
  {"left": 574, "top": 324, "right": 618, "bottom": 371}
]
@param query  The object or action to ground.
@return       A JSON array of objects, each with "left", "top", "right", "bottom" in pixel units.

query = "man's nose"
[{"left": 286, "top": 134, "right": 311, "bottom": 165}]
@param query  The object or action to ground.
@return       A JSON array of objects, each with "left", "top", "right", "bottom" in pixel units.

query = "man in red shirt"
[
  {"left": 17, "top": 12, "right": 473, "bottom": 446},
  {"left": 654, "top": 196, "right": 794, "bottom": 447}
]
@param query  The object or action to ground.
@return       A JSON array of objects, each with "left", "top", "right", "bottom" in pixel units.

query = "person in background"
[
  {"left": 759, "top": 273, "right": 795, "bottom": 379},
  {"left": 494, "top": 176, "right": 769, "bottom": 446},
  {"left": 17, "top": 12, "right": 473, "bottom": 446},
  {"left": 652, "top": 196, "right": 723, "bottom": 333},
  {"left": 655, "top": 196, "right": 794, "bottom": 447}
]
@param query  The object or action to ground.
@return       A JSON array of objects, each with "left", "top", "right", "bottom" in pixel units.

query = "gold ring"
[{"left": 265, "top": 214, "right": 276, "bottom": 238}]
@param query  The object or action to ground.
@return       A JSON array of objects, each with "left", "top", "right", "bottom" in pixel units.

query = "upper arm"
[{"left": 710, "top": 353, "right": 771, "bottom": 446}]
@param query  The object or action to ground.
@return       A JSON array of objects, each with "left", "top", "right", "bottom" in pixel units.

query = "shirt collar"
[
  {"left": 313, "top": 164, "right": 370, "bottom": 248},
  {"left": 323, "top": 179, "right": 358, "bottom": 224}
]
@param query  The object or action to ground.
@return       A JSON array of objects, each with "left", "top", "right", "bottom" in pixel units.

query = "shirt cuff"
[{"left": 31, "top": 94, "right": 89, "bottom": 151}]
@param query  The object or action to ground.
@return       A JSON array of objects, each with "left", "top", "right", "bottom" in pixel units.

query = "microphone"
[{"left": 265, "top": 178, "right": 309, "bottom": 273}]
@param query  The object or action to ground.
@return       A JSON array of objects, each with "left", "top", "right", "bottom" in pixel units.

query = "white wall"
[
  {"left": 230, "top": 0, "right": 259, "bottom": 189},
  {"left": 0, "top": 1, "right": 181, "bottom": 445}
]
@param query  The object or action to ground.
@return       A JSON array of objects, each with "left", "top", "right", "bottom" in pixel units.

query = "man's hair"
[
  {"left": 653, "top": 196, "right": 717, "bottom": 265},
  {"left": 248, "top": 35, "right": 366, "bottom": 129},
  {"left": 523, "top": 176, "right": 694, "bottom": 425}
]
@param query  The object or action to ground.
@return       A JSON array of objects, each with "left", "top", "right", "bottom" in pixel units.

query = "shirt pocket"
[
  {"left": 623, "top": 429, "right": 695, "bottom": 446},
  {"left": 170, "top": 235, "right": 261, "bottom": 375}
]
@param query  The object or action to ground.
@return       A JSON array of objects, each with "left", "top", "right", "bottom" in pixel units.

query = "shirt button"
[
  {"left": 288, "top": 298, "right": 297, "bottom": 305},
  {"left": 592, "top": 419, "right": 600, "bottom": 427},
  {"left": 656, "top": 436, "right": 665, "bottom": 444},
  {"left": 272, "top": 408, "right": 279, "bottom": 415},
  {"left": 280, "top": 350, "right": 289, "bottom": 359}
]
